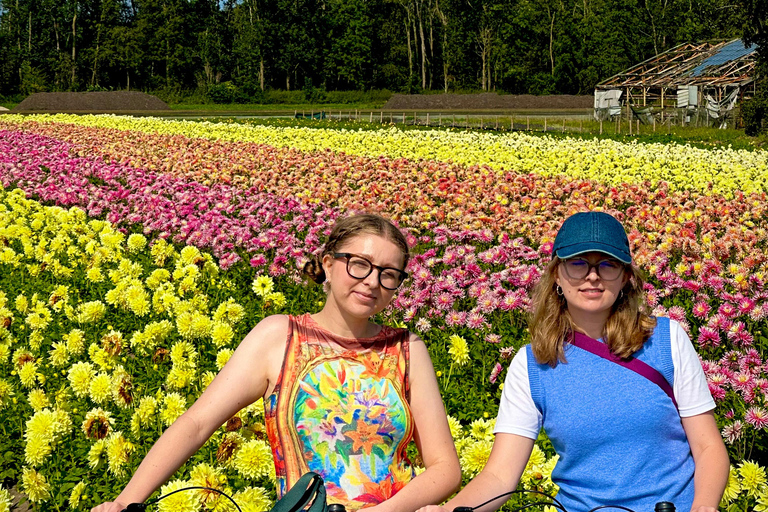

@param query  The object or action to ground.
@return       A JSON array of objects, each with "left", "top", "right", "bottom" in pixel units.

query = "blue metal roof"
[{"left": 691, "top": 40, "right": 756, "bottom": 76}]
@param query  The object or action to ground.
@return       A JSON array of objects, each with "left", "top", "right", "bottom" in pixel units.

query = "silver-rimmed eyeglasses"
[
  {"left": 562, "top": 258, "right": 625, "bottom": 281},
  {"left": 333, "top": 253, "right": 408, "bottom": 290}
]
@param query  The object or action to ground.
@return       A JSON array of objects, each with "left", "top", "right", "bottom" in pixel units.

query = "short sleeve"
[
  {"left": 670, "top": 320, "right": 716, "bottom": 417},
  {"left": 494, "top": 349, "right": 542, "bottom": 439}
]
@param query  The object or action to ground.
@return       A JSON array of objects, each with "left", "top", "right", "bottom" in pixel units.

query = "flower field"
[{"left": 0, "top": 114, "right": 767, "bottom": 511}]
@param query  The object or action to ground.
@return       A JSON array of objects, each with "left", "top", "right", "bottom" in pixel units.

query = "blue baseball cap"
[{"left": 552, "top": 212, "right": 631, "bottom": 264}]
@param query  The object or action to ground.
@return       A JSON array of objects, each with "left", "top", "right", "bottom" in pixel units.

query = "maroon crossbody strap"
[{"left": 570, "top": 331, "right": 678, "bottom": 409}]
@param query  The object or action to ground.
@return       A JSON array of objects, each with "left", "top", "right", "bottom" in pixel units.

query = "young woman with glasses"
[
  {"left": 93, "top": 214, "right": 461, "bottom": 512},
  {"left": 417, "top": 211, "right": 729, "bottom": 512}
]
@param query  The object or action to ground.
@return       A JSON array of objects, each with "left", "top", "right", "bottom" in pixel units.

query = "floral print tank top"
[{"left": 265, "top": 314, "right": 415, "bottom": 510}]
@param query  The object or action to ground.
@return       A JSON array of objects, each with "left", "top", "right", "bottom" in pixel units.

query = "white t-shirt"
[{"left": 495, "top": 319, "right": 716, "bottom": 439}]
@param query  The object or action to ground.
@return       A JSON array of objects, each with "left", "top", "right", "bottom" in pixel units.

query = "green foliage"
[
  {"left": 741, "top": 93, "right": 768, "bottom": 137},
  {"left": 206, "top": 82, "right": 240, "bottom": 104},
  {"left": 19, "top": 63, "right": 47, "bottom": 96},
  {"left": 0, "top": 0, "right": 747, "bottom": 98}
]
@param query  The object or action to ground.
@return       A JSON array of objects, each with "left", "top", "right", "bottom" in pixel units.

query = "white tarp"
[
  {"left": 705, "top": 88, "right": 739, "bottom": 128},
  {"left": 594, "top": 89, "right": 622, "bottom": 121}
]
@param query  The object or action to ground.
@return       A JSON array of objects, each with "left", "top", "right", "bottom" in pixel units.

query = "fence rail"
[{"left": 293, "top": 109, "right": 739, "bottom": 135}]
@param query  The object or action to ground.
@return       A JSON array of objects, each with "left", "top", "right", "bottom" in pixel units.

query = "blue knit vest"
[{"left": 527, "top": 317, "right": 695, "bottom": 512}]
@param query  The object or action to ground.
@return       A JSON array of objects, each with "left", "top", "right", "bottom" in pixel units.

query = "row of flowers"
[
  {"left": 3, "top": 114, "right": 768, "bottom": 198},
  {"left": 2, "top": 124, "right": 768, "bottom": 271},
  {"left": 2, "top": 115, "right": 768, "bottom": 509},
  {"left": 1, "top": 119, "right": 767, "bottom": 268},
  {"left": 1, "top": 122, "right": 768, "bottom": 455}
]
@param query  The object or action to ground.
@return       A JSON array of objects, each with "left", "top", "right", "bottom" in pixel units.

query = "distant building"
[{"left": 594, "top": 39, "right": 757, "bottom": 127}]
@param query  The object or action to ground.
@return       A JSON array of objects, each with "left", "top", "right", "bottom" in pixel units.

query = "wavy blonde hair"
[{"left": 529, "top": 257, "right": 656, "bottom": 367}]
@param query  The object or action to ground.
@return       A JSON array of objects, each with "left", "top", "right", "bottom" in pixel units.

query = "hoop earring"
[
  {"left": 556, "top": 285, "right": 563, "bottom": 296},
  {"left": 619, "top": 289, "right": 624, "bottom": 300}
]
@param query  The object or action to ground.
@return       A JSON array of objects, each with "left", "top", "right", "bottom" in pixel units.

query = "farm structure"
[{"left": 593, "top": 39, "right": 757, "bottom": 126}]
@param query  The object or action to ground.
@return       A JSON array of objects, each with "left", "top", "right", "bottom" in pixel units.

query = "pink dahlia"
[{"left": 745, "top": 407, "right": 768, "bottom": 430}]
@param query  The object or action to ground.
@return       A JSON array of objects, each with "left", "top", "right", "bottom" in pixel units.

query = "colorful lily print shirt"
[{"left": 265, "top": 314, "right": 415, "bottom": 510}]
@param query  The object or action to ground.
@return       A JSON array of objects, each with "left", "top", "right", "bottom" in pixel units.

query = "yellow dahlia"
[
  {"left": 68, "top": 361, "right": 96, "bottom": 397},
  {"left": 21, "top": 467, "right": 50, "bottom": 503},
  {"left": 448, "top": 334, "right": 470, "bottom": 366},
  {"left": 27, "top": 389, "right": 49, "bottom": 411},
  {"left": 157, "top": 479, "right": 201, "bottom": 512},
  {"left": 89, "top": 373, "right": 112, "bottom": 404},
  {"left": 459, "top": 438, "right": 493, "bottom": 477},
  {"left": 106, "top": 432, "right": 135, "bottom": 477},
  {"left": 233, "top": 439, "right": 273, "bottom": 479},
  {"left": 160, "top": 392, "right": 188, "bottom": 426},
  {"left": 68, "top": 481, "right": 87, "bottom": 508}
]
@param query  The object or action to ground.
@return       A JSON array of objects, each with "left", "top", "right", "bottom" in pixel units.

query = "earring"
[
  {"left": 619, "top": 289, "right": 624, "bottom": 300},
  {"left": 556, "top": 285, "right": 563, "bottom": 296}
]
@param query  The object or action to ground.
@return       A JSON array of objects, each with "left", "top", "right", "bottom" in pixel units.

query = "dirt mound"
[
  {"left": 383, "top": 92, "right": 593, "bottom": 110},
  {"left": 12, "top": 91, "right": 170, "bottom": 112}
]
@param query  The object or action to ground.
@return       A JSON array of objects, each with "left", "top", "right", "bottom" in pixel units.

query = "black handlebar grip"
[
  {"left": 654, "top": 502, "right": 675, "bottom": 512},
  {"left": 122, "top": 504, "right": 147, "bottom": 512},
  {"left": 453, "top": 507, "right": 474, "bottom": 512}
]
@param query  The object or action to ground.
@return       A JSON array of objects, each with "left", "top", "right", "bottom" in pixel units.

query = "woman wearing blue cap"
[{"left": 417, "top": 212, "right": 729, "bottom": 512}]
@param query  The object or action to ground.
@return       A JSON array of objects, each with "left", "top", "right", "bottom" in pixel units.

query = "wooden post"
[
  {"left": 403, "top": 113, "right": 406, "bottom": 124},
  {"left": 579, "top": 119, "right": 582, "bottom": 132},
  {"left": 660, "top": 89, "right": 665, "bottom": 122},
  {"left": 439, "top": 113, "right": 442, "bottom": 126},
  {"left": 511, "top": 117, "right": 514, "bottom": 131},
  {"left": 495, "top": 116, "right": 499, "bottom": 129},
  {"left": 369, "top": 111, "right": 373, "bottom": 123},
  {"left": 427, "top": 112, "right": 430, "bottom": 126},
  {"left": 380, "top": 111, "right": 383, "bottom": 123},
  {"left": 544, "top": 117, "right": 547, "bottom": 131},
  {"left": 480, "top": 116, "right": 483, "bottom": 129},
  {"left": 562, "top": 119, "right": 565, "bottom": 132},
  {"left": 527, "top": 117, "right": 530, "bottom": 130},
  {"left": 653, "top": 116, "right": 656, "bottom": 132},
  {"left": 453, "top": 114, "right": 455, "bottom": 127},
  {"left": 626, "top": 89, "right": 630, "bottom": 124},
  {"left": 600, "top": 119, "right": 603, "bottom": 134}
]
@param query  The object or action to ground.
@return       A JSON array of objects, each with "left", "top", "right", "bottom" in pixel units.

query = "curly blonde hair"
[{"left": 529, "top": 257, "right": 656, "bottom": 367}]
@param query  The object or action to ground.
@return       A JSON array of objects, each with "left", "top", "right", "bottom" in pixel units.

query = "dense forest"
[{"left": 0, "top": 0, "right": 751, "bottom": 100}]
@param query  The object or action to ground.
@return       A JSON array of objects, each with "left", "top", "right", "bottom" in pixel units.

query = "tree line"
[{"left": 0, "top": 0, "right": 749, "bottom": 100}]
